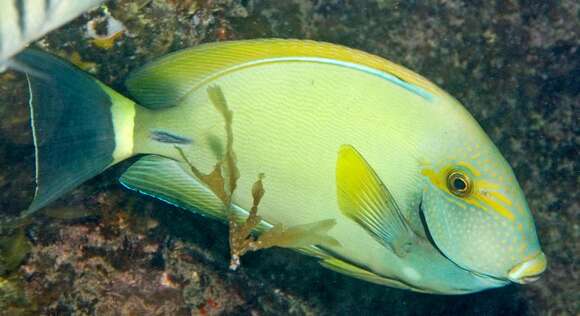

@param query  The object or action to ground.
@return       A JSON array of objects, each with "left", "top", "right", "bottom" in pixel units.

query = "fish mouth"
[
  {"left": 507, "top": 251, "right": 547, "bottom": 284},
  {"left": 418, "top": 196, "right": 547, "bottom": 285}
]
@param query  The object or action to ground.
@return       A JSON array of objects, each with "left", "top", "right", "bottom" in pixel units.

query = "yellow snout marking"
[{"left": 508, "top": 251, "right": 547, "bottom": 284}]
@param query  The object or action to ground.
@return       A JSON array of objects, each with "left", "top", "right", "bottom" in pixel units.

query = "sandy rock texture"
[{"left": 0, "top": 0, "right": 577, "bottom": 315}]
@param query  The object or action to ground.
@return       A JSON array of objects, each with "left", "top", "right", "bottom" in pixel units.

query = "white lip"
[{"left": 508, "top": 252, "right": 547, "bottom": 284}]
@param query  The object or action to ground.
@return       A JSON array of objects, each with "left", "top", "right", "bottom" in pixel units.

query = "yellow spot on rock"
[
  {"left": 91, "top": 31, "right": 124, "bottom": 49},
  {"left": 86, "top": 12, "right": 126, "bottom": 50},
  {"left": 65, "top": 51, "right": 97, "bottom": 72}
]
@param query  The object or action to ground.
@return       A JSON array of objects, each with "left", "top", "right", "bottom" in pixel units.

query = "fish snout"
[{"left": 508, "top": 251, "right": 547, "bottom": 284}]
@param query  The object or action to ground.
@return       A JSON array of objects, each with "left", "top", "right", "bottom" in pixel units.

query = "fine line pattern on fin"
[
  {"left": 120, "top": 155, "right": 225, "bottom": 220},
  {"left": 336, "top": 145, "right": 416, "bottom": 257},
  {"left": 125, "top": 39, "right": 445, "bottom": 109},
  {"left": 16, "top": 49, "right": 117, "bottom": 215},
  {"left": 120, "top": 155, "right": 275, "bottom": 233},
  {"left": 320, "top": 257, "right": 420, "bottom": 291}
]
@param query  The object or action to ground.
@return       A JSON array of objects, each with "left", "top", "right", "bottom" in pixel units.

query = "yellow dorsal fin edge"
[{"left": 126, "top": 39, "right": 449, "bottom": 108}]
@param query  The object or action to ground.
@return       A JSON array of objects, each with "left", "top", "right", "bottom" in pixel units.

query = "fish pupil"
[{"left": 453, "top": 178, "right": 467, "bottom": 191}]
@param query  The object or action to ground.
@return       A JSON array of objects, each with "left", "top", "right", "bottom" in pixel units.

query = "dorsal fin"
[{"left": 125, "top": 39, "right": 448, "bottom": 109}]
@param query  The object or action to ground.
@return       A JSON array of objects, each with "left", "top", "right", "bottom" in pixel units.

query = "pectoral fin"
[{"left": 336, "top": 145, "right": 416, "bottom": 257}]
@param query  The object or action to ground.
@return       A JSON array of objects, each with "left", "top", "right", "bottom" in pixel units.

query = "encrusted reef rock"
[{"left": 0, "top": 0, "right": 577, "bottom": 315}]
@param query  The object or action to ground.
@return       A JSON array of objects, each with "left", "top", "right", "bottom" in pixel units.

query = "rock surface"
[{"left": 0, "top": 0, "right": 577, "bottom": 315}]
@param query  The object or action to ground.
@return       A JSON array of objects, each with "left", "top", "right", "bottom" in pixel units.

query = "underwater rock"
[
  {"left": 0, "top": 229, "right": 31, "bottom": 276},
  {"left": 0, "top": 0, "right": 577, "bottom": 315}
]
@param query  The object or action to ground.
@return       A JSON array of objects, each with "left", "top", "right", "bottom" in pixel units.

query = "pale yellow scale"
[
  {"left": 127, "top": 40, "right": 506, "bottom": 293},
  {"left": 137, "top": 60, "right": 435, "bottom": 283}
]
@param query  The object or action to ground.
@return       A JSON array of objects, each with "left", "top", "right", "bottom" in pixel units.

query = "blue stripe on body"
[{"left": 240, "top": 57, "right": 434, "bottom": 102}]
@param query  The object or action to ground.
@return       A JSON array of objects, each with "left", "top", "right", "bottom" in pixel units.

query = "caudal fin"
[{"left": 14, "top": 49, "right": 135, "bottom": 215}]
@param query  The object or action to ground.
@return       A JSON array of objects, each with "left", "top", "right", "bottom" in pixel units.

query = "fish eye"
[{"left": 446, "top": 170, "right": 472, "bottom": 197}]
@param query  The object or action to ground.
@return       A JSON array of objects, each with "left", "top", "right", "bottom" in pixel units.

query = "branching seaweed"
[
  {"left": 177, "top": 85, "right": 340, "bottom": 271},
  {"left": 228, "top": 174, "right": 265, "bottom": 270}
]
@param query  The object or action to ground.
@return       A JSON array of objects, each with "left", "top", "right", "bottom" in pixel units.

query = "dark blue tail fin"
[{"left": 14, "top": 50, "right": 119, "bottom": 215}]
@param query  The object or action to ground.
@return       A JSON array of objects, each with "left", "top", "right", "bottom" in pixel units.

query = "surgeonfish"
[
  {"left": 14, "top": 39, "right": 546, "bottom": 294},
  {"left": 0, "top": 0, "right": 105, "bottom": 71}
]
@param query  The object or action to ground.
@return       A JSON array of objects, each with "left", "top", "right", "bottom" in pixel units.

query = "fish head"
[{"left": 419, "top": 131, "right": 546, "bottom": 285}]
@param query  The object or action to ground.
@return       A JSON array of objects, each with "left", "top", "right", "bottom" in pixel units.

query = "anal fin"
[
  {"left": 320, "top": 257, "right": 418, "bottom": 291},
  {"left": 120, "top": 155, "right": 277, "bottom": 234},
  {"left": 119, "top": 155, "right": 226, "bottom": 220}
]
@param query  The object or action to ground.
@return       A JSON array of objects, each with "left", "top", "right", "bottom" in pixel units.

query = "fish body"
[
  {"left": 0, "top": 0, "right": 104, "bottom": 69},
  {"left": 15, "top": 39, "right": 546, "bottom": 294}
]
